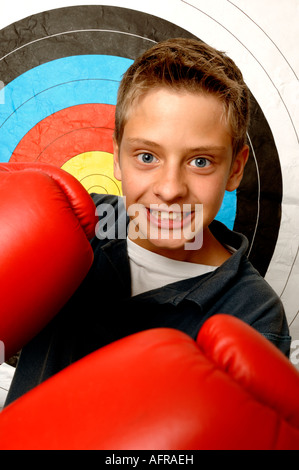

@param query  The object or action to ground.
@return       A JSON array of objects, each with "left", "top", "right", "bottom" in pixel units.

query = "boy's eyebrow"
[
  {"left": 126, "top": 138, "right": 162, "bottom": 149},
  {"left": 126, "top": 138, "right": 227, "bottom": 153}
]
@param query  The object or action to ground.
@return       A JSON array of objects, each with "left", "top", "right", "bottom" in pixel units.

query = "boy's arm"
[
  {"left": 237, "top": 275, "right": 291, "bottom": 357},
  {"left": 209, "top": 259, "right": 292, "bottom": 357}
]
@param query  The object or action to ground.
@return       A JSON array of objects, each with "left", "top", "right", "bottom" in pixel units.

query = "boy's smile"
[
  {"left": 113, "top": 87, "right": 248, "bottom": 264},
  {"left": 147, "top": 205, "right": 192, "bottom": 229}
]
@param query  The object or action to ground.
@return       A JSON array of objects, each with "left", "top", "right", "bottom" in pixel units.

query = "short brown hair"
[{"left": 114, "top": 38, "right": 250, "bottom": 158}]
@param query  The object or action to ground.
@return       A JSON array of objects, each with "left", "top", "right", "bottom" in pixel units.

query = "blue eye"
[
  {"left": 137, "top": 153, "right": 157, "bottom": 164},
  {"left": 190, "top": 157, "right": 211, "bottom": 168}
]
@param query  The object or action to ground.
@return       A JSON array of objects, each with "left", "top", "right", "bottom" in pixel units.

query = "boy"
[{"left": 6, "top": 38, "right": 290, "bottom": 404}]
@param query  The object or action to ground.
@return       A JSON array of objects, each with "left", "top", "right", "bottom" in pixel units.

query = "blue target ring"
[{"left": 0, "top": 55, "right": 132, "bottom": 162}]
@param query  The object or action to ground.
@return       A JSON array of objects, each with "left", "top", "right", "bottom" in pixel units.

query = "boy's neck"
[{"left": 189, "top": 227, "right": 232, "bottom": 266}]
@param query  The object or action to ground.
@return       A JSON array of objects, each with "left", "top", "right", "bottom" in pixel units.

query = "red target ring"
[{"left": 10, "top": 103, "right": 115, "bottom": 165}]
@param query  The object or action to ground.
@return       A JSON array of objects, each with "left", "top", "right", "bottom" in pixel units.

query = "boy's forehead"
[
  {"left": 124, "top": 86, "right": 227, "bottom": 120},
  {"left": 122, "top": 87, "right": 232, "bottom": 146}
]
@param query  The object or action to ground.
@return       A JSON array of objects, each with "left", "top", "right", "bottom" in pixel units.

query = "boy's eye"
[
  {"left": 190, "top": 157, "right": 211, "bottom": 168},
  {"left": 137, "top": 153, "right": 157, "bottom": 164}
]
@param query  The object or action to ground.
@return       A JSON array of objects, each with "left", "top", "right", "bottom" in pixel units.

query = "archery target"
[{"left": 0, "top": 1, "right": 298, "bottom": 355}]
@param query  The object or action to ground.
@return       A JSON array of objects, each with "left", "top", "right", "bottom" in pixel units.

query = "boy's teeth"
[{"left": 150, "top": 210, "right": 187, "bottom": 220}]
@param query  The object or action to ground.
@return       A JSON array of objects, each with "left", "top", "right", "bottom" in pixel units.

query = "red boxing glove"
[
  {"left": 0, "top": 315, "right": 298, "bottom": 450},
  {"left": 0, "top": 163, "right": 97, "bottom": 360}
]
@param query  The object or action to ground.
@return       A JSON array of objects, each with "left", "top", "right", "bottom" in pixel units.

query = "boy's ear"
[
  {"left": 113, "top": 137, "right": 122, "bottom": 181},
  {"left": 226, "top": 145, "right": 249, "bottom": 192}
]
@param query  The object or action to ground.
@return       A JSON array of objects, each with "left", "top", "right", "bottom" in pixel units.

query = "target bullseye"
[{"left": 61, "top": 151, "right": 122, "bottom": 195}]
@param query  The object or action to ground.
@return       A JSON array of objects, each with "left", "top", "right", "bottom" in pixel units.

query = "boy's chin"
[
  {"left": 136, "top": 235, "right": 200, "bottom": 256},
  {"left": 150, "top": 238, "right": 188, "bottom": 251},
  {"left": 128, "top": 217, "right": 203, "bottom": 254}
]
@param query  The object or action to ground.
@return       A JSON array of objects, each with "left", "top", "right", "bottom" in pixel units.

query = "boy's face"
[{"left": 113, "top": 87, "right": 248, "bottom": 261}]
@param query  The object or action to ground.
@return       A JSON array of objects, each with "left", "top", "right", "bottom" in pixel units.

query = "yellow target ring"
[{"left": 61, "top": 151, "right": 122, "bottom": 195}]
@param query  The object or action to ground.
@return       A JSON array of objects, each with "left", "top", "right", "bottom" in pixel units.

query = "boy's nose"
[{"left": 152, "top": 166, "right": 188, "bottom": 202}]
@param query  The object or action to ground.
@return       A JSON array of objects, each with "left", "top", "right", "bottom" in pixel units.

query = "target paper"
[{"left": 0, "top": 1, "right": 298, "bottom": 353}]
